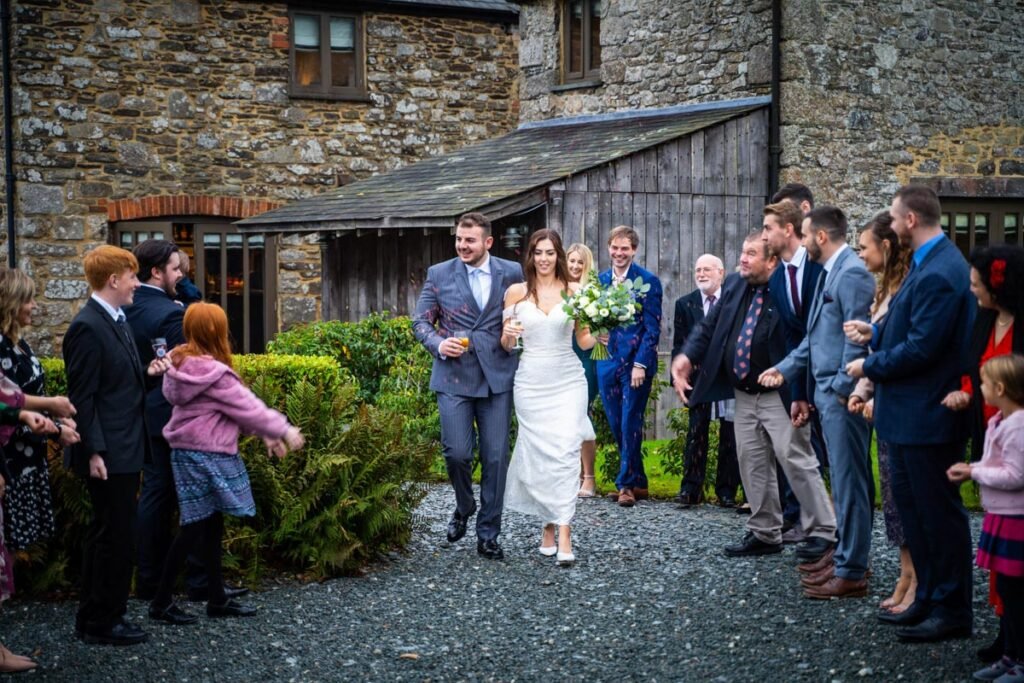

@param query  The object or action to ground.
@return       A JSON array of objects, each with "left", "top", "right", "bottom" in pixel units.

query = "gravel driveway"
[{"left": 4, "top": 485, "right": 993, "bottom": 682}]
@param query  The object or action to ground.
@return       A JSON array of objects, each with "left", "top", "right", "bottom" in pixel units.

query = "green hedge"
[{"left": 18, "top": 354, "right": 433, "bottom": 595}]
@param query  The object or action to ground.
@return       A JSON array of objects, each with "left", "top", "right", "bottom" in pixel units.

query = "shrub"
[
  {"left": 18, "top": 354, "right": 433, "bottom": 595},
  {"left": 267, "top": 313, "right": 417, "bottom": 403}
]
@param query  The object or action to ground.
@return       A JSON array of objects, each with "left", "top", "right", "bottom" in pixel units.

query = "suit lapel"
[
  {"left": 808, "top": 269, "right": 828, "bottom": 329},
  {"left": 454, "top": 260, "right": 481, "bottom": 317},
  {"left": 482, "top": 257, "right": 503, "bottom": 317},
  {"left": 89, "top": 299, "right": 144, "bottom": 384}
]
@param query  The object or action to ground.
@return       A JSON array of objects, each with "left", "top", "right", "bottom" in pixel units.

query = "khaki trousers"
[{"left": 733, "top": 390, "right": 837, "bottom": 544}]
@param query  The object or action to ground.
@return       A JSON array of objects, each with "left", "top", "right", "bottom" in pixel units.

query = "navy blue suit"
[
  {"left": 597, "top": 263, "right": 662, "bottom": 490},
  {"left": 768, "top": 256, "right": 830, "bottom": 525},
  {"left": 864, "top": 235, "right": 975, "bottom": 624},
  {"left": 124, "top": 285, "right": 204, "bottom": 593}
]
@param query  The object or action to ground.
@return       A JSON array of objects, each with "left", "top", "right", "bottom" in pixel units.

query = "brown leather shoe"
[
  {"left": 803, "top": 576, "right": 868, "bottom": 599},
  {"left": 617, "top": 488, "right": 636, "bottom": 507},
  {"left": 800, "top": 563, "right": 835, "bottom": 588},
  {"left": 633, "top": 488, "right": 650, "bottom": 500},
  {"left": 797, "top": 547, "right": 835, "bottom": 574}
]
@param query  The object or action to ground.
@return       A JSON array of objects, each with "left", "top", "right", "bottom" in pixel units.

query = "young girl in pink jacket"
[
  {"left": 149, "top": 303, "right": 303, "bottom": 625},
  {"left": 949, "top": 353, "right": 1024, "bottom": 682}
]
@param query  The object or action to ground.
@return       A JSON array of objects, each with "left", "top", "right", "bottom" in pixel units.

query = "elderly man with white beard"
[{"left": 670, "top": 254, "right": 741, "bottom": 508}]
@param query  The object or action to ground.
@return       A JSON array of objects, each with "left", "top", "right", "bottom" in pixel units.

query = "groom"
[
  {"left": 598, "top": 225, "right": 663, "bottom": 508},
  {"left": 412, "top": 212, "right": 525, "bottom": 560}
]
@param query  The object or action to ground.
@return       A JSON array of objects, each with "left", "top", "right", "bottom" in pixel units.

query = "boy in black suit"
[{"left": 64, "top": 245, "right": 170, "bottom": 646}]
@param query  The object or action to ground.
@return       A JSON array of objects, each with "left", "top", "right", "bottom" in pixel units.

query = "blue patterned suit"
[{"left": 596, "top": 263, "right": 662, "bottom": 491}]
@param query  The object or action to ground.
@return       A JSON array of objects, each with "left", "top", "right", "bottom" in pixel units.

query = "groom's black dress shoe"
[
  {"left": 447, "top": 506, "right": 476, "bottom": 543},
  {"left": 80, "top": 620, "right": 150, "bottom": 646},
  {"left": 723, "top": 532, "right": 782, "bottom": 557},
  {"left": 477, "top": 539, "right": 504, "bottom": 560},
  {"left": 896, "top": 616, "right": 972, "bottom": 643}
]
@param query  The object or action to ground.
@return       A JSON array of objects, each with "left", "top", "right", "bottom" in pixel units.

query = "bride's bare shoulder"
[{"left": 504, "top": 282, "right": 528, "bottom": 306}]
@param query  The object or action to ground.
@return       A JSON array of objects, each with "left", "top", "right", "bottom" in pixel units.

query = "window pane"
[
  {"left": 120, "top": 233, "right": 133, "bottom": 248},
  {"left": 589, "top": 0, "right": 602, "bottom": 71},
  {"left": 1005, "top": 213, "right": 1019, "bottom": 245},
  {"left": 568, "top": 0, "right": 583, "bottom": 74},
  {"left": 331, "top": 50, "right": 355, "bottom": 88},
  {"left": 204, "top": 233, "right": 222, "bottom": 304},
  {"left": 940, "top": 213, "right": 950, "bottom": 238},
  {"left": 330, "top": 17, "right": 354, "bottom": 49},
  {"left": 954, "top": 214, "right": 970, "bottom": 254},
  {"left": 974, "top": 213, "right": 989, "bottom": 248},
  {"left": 294, "top": 14, "right": 321, "bottom": 87},
  {"left": 225, "top": 236, "right": 245, "bottom": 353},
  {"left": 248, "top": 238, "right": 265, "bottom": 352}
]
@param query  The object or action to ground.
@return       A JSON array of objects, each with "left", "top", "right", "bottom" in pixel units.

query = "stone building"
[{"left": 0, "top": 0, "right": 519, "bottom": 353}]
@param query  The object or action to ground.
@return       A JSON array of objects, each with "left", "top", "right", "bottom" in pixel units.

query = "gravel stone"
[{"left": 4, "top": 485, "right": 994, "bottom": 681}]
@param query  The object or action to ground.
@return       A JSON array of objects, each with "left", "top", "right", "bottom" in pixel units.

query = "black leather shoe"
[
  {"left": 896, "top": 615, "right": 972, "bottom": 643},
  {"left": 723, "top": 532, "right": 783, "bottom": 557},
  {"left": 794, "top": 536, "right": 835, "bottom": 562},
  {"left": 447, "top": 506, "right": 476, "bottom": 543},
  {"left": 717, "top": 496, "right": 737, "bottom": 509},
  {"left": 149, "top": 602, "right": 199, "bottom": 625},
  {"left": 476, "top": 539, "right": 504, "bottom": 560},
  {"left": 81, "top": 620, "right": 150, "bottom": 646},
  {"left": 187, "top": 584, "right": 250, "bottom": 602},
  {"left": 878, "top": 601, "right": 930, "bottom": 626},
  {"left": 675, "top": 491, "right": 701, "bottom": 508},
  {"left": 207, "top": 599, "right": 257, "bottom": 618}
]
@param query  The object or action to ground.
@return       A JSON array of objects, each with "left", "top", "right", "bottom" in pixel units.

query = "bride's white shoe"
[
  {"left": 538, "top": 545, "right": 557, "bottom": 556},
  {"left": 556, "top": 551, "right": 575, "bottom": 567}
]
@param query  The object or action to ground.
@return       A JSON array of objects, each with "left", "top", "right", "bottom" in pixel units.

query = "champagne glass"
[{"left": 508, "top": 316, "right": 524, "bottom": 351}]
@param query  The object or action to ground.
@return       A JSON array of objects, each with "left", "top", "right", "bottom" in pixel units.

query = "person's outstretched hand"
[{"left": 283, "top": 426, "right": 305, "bottom": 452}]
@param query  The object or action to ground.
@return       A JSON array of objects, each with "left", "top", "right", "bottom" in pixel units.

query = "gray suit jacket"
[
  {"left": 412, "top": 255, "right": 525, "bottom": 398},
  {"left": 776, "top": 246, "right": 875, "bottom": 400}
]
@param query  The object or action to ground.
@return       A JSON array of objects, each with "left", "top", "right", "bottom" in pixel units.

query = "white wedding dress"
[{"left": 503, "top": 300, "right": 596, "bottom": 526}]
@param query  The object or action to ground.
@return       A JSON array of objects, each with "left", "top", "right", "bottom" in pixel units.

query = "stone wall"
[
  {"left": 517, "top": 0, "right": 772, "bottom": 122},
  {"left": 0, "top": 0, "right": 519, "bottom": 353},
  {"left": 778, "top": 0, "right": 1024, "bottom": 225}
]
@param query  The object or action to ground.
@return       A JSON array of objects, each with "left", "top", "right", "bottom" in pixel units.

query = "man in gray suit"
[
  {"left": 761, "top": 206, "right": 875, "bottom": 598},
  {"left": 413, "top": 212, "right": 525, "bottom": 560}
]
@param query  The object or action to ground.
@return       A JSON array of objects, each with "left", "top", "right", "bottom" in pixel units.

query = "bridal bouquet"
[{"left": 562, "top": 271, "right": 651, "bottom": 360}]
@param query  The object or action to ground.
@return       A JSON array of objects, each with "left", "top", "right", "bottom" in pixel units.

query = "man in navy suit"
[
  {"left": 672, "top": 233, "right": 836, "bottom": 558},
  {"left": 847, "top": 185, "right": 975, "bottom": 642},
  {"left": 671, "top": 254, "right": 739, "bottom": 508},
  {"left": 762, "top": 197, "right": 829, "bottom": 541},
  {"left": 413, "top": 212, "right": 524, "bottom": 560},
  {"left": 597, "top": 225, "right": 662, "bottom": 508}
]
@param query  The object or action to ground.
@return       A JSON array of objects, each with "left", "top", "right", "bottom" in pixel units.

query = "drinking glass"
[
  {"left": 453, "top": 330, "right": 471, "bottom": 349},
  {"left": 509, "top": 317, "right": 524, "bottom": 351}
]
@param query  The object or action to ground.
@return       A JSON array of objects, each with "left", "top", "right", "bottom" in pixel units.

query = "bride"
[{"left": 501, "top": 229, "right": 597, "bottom": 566}]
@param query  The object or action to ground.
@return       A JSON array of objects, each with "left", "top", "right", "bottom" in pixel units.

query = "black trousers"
[
  {"left": 997, "top": 574, "right": 1024, "bottom": 659},
  {"left": 77, "top": 472, "right": 139, "bottom": 633},
  {"left": 135, "top": 437, "right": 206, "bottom": 592},
  {"left": 153, "top": 512, "right": 227, "bottom": 608},
  {"left": 678, "top": 402, "right": 740, "bottom": 500}
]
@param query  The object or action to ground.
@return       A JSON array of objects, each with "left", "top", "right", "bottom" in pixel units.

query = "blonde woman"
[{"left": 566, "top": 243, "right": 599, "bottom": 497}]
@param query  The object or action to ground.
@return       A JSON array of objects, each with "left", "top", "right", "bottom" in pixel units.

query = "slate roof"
[{"left": 237, "top": 97, "right": 770, "bottom": 233}]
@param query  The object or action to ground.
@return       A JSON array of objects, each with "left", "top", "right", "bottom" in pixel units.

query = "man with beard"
[{"left": 672, "top": 233, "right": 836, "bottom": 558}]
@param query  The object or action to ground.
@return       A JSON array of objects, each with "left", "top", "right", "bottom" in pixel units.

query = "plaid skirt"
[
  {"left": 170, "top": 449, "right": 256, "bottom": 526},
  {"left": 977, "top": 513, "right": 1024, "bottom": 578}
]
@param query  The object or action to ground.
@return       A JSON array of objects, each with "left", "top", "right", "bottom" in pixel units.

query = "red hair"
[{"left": 173, "top": 302, "right": 233, "bottom": 368}]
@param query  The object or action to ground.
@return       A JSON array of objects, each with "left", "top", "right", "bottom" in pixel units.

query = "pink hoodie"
[
  {"left": 162, "top": 355, "right": 290, "bottom": 454},
  {"left": 972, "top": 410, "right": 1024, "bottom": 516}
]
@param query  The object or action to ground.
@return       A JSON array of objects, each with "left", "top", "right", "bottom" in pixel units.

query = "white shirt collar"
[
  {"left": 701, "top": 287, "right": 721, "bottom": 304},
  {"left": 91, "top": 293, "right": 124, "bottom": 321},
  {"left": 823, "top": 243, "right": 849, "bottom": 274},
  {"left": 784, "top": 245, "right": 807, "bottom": 269},
  {"left": 466, "top": 253, "right": 491, "bottom": 275}
]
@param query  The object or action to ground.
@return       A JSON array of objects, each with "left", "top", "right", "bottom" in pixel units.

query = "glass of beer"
[
  {"left": 453, "top": 330, "right": 470, "bottom": 349},
  {"left": 508, "top": 317, "right": 524, "bottom": 351}
]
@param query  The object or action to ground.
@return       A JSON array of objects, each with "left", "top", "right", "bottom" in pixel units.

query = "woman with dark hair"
[
  {"left": 501, "top": 229, "right": 597, "bottom": 566},
  {"left": 940, "top": 243, "right": 1024, "bottom": 664},
  {"left": 846, "top": 211, "right": 915, "bottom": 613}
]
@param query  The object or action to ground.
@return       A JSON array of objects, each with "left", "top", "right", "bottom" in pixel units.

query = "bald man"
[{"left": 670, "top": 254, "right": 740, "bottom": 508}]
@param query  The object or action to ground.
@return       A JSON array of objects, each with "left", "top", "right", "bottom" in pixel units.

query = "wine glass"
[{"left": 508, "top": 317, "right": 524, "bottom": 351}]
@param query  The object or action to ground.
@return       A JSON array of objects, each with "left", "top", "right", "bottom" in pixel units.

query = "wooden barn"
[{"left": 237, "top": 96, "right": 771, "bottom": 355}]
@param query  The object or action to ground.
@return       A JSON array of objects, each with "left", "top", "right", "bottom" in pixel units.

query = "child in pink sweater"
[
  {"left": 949, "top": 354, "right": 1024, "bottom": 682},
  {"left": 149, "top": 303, "right": 303, "bottom": 625}
]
